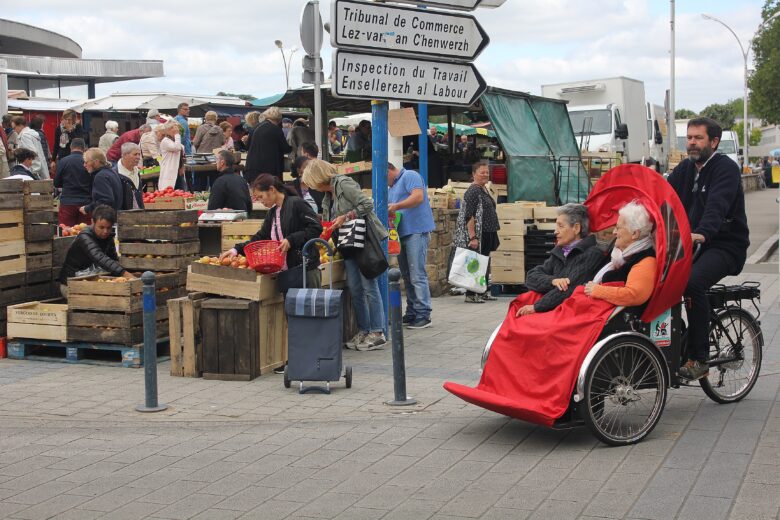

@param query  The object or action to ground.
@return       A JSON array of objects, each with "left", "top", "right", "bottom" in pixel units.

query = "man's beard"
[{"left": 688, "top": 144, "right": 714, "bottom": 163}]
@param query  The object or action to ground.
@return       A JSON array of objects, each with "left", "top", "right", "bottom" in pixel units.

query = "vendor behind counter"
[
  {"left": 207, "top": 150, "right": 252, "bottom": 212},
  {"left": 59, "top": 205, "right": 135, "bottom": 297}
]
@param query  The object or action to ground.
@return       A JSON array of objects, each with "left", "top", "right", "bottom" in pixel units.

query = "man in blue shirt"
[
  {"left": 388, "top": 162, "right": 435, "bottom": 329},
  {"left": 174, "top": 102, "right": 192, "bottom": 190}
]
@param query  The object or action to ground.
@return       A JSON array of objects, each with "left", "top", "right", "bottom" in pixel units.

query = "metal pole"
[
  {"left": 418, "top": 104, "right": 429, "bottom": 184},
  {"left": 313, "top": 0, "right": 323, "bottom": 155},
  {"left": 372, "top": 100, "right": 389, "bottom": 332},
  {"left": 386, "top": 268, "right": 417, "bottom": 406},
  {"left": 136, "top": 271, "right": 167, "bottom": 413},
  {"left": 669, "top": 0, "right": 676, "bottom": 151},
  {"left": 0, "top": 60, "right": 7, "bottom": 118},
  {"left": 743, "top": 55, "right": 749, "bottom": 168}
]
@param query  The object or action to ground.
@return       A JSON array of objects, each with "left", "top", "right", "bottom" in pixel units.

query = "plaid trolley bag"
[{"left": 283, "top": 238, "right": 353, "bottom": 394}]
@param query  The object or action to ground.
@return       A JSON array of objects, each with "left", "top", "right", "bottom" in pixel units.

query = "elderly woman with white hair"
[
  {"left": 98, "top": 121, "right": 119, "bottom": 153},
  {"left": 585, "top": 200, "right": 657, "bottom": 308}
]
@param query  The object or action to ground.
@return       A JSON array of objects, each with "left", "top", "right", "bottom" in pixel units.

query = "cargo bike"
[{"left": 446, "top": 165, "right": 763, "bottom": 446}]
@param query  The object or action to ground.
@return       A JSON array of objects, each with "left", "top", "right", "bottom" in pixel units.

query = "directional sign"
[
  {"left": 387, "top": 0, "right": 482, "bottom": 11},
  {"left": 333, "top": 50, "right": 486, "bottom": 107},
  {"left": 332, "top": 0, "right": 489, "bottom": 61}
]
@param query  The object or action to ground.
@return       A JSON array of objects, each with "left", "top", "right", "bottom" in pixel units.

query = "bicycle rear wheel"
[{"left": 700, "top": 308, "right": 762, "bottom": 403}]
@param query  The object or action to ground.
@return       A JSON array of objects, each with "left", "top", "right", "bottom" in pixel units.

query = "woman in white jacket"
[{"left": 157, "top": 121, "right": 184, "bottom": 189}]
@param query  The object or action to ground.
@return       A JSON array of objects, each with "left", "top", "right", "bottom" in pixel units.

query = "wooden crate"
[
  {"left": 67, "top": 272, "right": 185, "bottom": 312},
  {"left": 319, "top": 259, "right": 346, "bottom": 287},
  {"left": 117, "top": 209, "right": 198, "bottom": 242},
  {"left": 0, "top": 210, "right": 23, "bottom": 242},
  {"left": 0, "top": 193, "right": 23, "bottom": 210},
  {"left": 533, "top": 206, "right": 559, "bottom": 221},
  {"left": 186, "top": 263, "right": 279, "bottom": 301},
  {"left": 25, "top": 241, "right": 53, "bottom": 271},
  {"left": 119, "top": 241, "right": 200, "bottom": 272},
  {"left": 24, "top": 194, "right": 54, "bottom": 210},
  {"left": 22, "top": 180, "right": 54, "bottom": 194},
  {"left": 497, "top": 220, "right": 526, "bottom": 236},
  {"left": 490, "top": 251, "right": 525, "bottom": 269},
  {"left": 496, "top": 204, "right": 534, "bottom": 221},
  {"left": 143, "top": 197, "right": 191, "bottom": 210},
  {"left": 0, "top": 272, "right": 26, "bottom": 306},
  {"left": 53, "top": 235, "right": 77, "bottom": 267},
  {"left": 221, "top": 220, "right": 263, "bottom": 237},
  {"left": 7, "top": 301, "right": 68, "bottom": 341},
  {"left": 491, "top": 267, "right": 525, "bottom": 284},
  {"left": 0, "top": 240, "right": 25, "bottom": 275},
  {"left": 168, "top": 293, "right": 207, "bottom": 377},
  {"left": 496, "top": 234, "right": 525, "bottom": 252},
  {"left": 67, "top": 311, "right": 170, "bottom": 345}
]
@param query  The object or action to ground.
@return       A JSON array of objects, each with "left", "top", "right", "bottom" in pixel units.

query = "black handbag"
[{"left": 355, "top": 223, "right": 389, "bottom": 280}]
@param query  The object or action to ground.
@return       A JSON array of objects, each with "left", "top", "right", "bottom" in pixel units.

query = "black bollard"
[
  {"left": 385, "top": 268, "right": 417, "bottom": 406},
  {"left": 136, "top": 271, "right": 168, "bottom": 413}
]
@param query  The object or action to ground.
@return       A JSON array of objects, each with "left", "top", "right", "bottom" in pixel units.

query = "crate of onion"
[
  {"left": 117, "top": 209, "right": 200, "bottom": 272},
  {"left": 66, "top": 272, "right": 185, "bottom": 346}
]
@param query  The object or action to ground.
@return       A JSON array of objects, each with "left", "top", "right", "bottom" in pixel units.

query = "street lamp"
[
  {"left": 702, "top": 11, "right": 780, "bottom": 167},
  {"left": 274, "top": 40, "right": 298, "bottom": 92}
]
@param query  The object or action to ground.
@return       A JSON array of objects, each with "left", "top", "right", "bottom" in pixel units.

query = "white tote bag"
[{"left": 448, "top": 247, "right": 489, "bottom": 294}]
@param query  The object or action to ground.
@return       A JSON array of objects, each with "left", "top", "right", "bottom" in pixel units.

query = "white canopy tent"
[{"left": 70, "top": 92, "right": 248, "bottom": 114}]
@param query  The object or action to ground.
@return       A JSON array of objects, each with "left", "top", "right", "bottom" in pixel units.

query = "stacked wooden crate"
[
  {"left": 525, "top": 206, "right": 558, "bottom": 275},
  {"left": 491, "top": 203, "right": 531, "bottom": 285},
  {"left": 220, "top": 220, "right": 263, "bottom": 251},
  {"left": 532, "top": 206, "right": 559, "bottom": 231},
  {"left": 117, "top": 209, "right": 200, "bottom": 273},
  {"left": 425, "top": 208, "right": 454, "bottom": 297},
  {"left": 52, "top": 235, "right": 77, "bottom": 283},
  {"left": 24, "top": 181, "right": 57, "bottom": 301},
  {"left": 67, "top": 273, "right": 185, "bottom": 352}
]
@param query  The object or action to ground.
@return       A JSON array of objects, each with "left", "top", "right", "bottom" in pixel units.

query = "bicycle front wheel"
[{"left": 700, "top": 308, "right": 763, "bottom": 403}]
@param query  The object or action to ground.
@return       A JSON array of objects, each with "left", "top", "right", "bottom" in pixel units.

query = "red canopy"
[{"left": 584, "top": 164, "right": 692, "bottom": 321}]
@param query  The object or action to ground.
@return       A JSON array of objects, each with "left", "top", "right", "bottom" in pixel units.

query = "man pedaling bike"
[{"left": 667, "top": 117, "right": 750, "bottom": 381}]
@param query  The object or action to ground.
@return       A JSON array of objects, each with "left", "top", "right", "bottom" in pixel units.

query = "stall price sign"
[
  {"left": 333, "top": 50, "right": 486, "bottom": 106},
  {"left": 331, "top": 0, "right": 489, "bottom": 61}
]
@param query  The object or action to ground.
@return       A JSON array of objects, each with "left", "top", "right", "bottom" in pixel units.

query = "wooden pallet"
[{"left": 6, "top": 337, "right": 169, "bottom": 368}]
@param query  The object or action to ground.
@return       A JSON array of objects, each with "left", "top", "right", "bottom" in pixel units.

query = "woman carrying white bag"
[{"left": 449, "top": 161, "right": 501, "bottom": 302}]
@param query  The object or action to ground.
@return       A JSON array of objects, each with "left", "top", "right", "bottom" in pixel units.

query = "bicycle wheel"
[
  {"left": 581, "top": 337, "right": 667, "bottom": 446},
  {"left": 700, "top": 308, "right": 762, "bottom": 403}
]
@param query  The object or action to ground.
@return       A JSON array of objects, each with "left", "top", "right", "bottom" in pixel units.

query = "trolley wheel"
[
  {"left": 581, "top": 337, "right": 667, "bottom": 446},
  {"left": 700, "top": 308, "right": 762, "bottom": 404},
  {"left": 283, "top": 365, "right": 291, "bottom": 389},
  {"left": 345, "top": 366, "right": 353, "bottom": 389}
]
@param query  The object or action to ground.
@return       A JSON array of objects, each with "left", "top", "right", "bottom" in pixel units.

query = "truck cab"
[{"left": 567, "top": 104, "right": 629, "bottom": 156}]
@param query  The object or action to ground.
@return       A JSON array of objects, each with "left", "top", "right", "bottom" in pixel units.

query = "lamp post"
[
  {"left": 702, "top": 11, "right": 780, "bottom": 167},
  {"left": 274, "top": 40, "right": 298, "bottom": 92}
]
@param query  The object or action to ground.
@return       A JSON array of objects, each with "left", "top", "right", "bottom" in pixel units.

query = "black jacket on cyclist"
[{"left": 667, "top": 153, "right": 749, "bottom": 271}]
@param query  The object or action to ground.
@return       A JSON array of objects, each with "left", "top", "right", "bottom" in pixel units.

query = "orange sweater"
[{"left": 591, "top": 257, "right": 657, "bottom": 307}]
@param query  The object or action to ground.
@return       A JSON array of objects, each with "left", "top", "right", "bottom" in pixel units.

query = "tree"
[
  {"left": 733, "top": 121, "right": 763, "bottom": 146},
  {"left": 749, "top": 1, "right": 780, "bottom": 124},
  {"left": 675, "top": 108, "right": 697, "bottom": 119},
  {"left": 700, "top": 101, "right": 739, "bottom": 129},
  {"left": 216, "top": 92, "right": 257, "bottom": 102}
]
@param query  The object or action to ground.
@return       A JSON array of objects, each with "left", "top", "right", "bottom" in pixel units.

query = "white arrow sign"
[
  {"left": 333, "top": 50, "right": 486, "bottom": 106},
  {"left": 332, "top": 0, "right": 489, "bottom": 61},
  {"left": 387, "top": 0, "right": 482, "bottom": 11}
]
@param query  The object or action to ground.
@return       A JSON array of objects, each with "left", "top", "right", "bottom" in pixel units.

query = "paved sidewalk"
[{"left": 0, "top": 268, "right": 778, "bottom": 520}]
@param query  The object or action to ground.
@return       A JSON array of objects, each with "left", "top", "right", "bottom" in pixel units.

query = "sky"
[{"left": 3, "top": 0, "right": 770, "bottom": 112}]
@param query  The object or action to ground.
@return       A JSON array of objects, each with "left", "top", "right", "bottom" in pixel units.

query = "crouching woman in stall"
[
  {"left": 59, "top": 205, "right": 135, "bottom": 297},
  {"left": 220, "top": 174, "right": 323, "bottom": 289}
]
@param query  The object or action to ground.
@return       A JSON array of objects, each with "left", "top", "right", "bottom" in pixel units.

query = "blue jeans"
[
  {"left": 344, "top": 258, "right": 385, "bottom": 333},
  {"left": 398, "top": 232, "right": 432, "bottom": 321}
]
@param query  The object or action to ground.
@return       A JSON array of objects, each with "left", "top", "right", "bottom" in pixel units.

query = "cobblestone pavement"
[
  {"left": 0, "top": 266, "right": 778, "bottom": 520},
  {"left": 1, "top": 187, "right": 779, "bottom": 519}
]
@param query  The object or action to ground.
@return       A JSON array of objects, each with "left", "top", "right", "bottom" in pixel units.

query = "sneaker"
[
  {"left": 407, "top": 318, "right": 432, "bottom": 329},
  {"left": 402, "top": 315, "right": 415, "bottom": 324},
  {"left": 465, "top": 294, "right": 485, "bottom": 304},
  {"left": 481, "top": 292, "right": 498, "bottom": 301},
  {"left": 273, "top": 364, "right": 286, "bottom": 374},
  {"left": 679, "top": 359, "right": 709, "bottom": 381},
  {"left": 345, "top": 332, "right": 367, "bottom": 350},
  {"left": 357, "top": 332, "right": 386, "bottom": 351}
]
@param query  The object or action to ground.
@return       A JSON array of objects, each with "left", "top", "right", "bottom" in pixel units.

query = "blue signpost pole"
[
  {"left": 371, "top": 100, "right": 389, "bottom": 331},
  {"left": 418, "top": 104, "right": 429, "bottom": 185},
  {"left": 136, "top": 272, "right": 167, "bottom": 413}
]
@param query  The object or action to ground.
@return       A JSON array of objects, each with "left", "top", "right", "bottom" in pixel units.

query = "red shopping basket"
[{"left": 244, "top": 240, "right": 286, "bottom": 274}]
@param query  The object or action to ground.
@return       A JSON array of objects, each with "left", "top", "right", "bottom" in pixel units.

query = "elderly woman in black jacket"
[
  {"left": 516, "top": 203, "right": 607, "bottom": 317},
  {"left": 221, "top": 174, "right": 323, "bottom": 288}
]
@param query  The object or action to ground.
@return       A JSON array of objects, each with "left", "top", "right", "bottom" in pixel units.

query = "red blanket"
[{"left": 444, "top": 286, "right": 618, "bottom": 427}]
